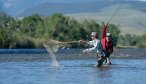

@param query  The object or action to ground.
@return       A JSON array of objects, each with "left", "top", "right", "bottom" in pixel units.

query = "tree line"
[{"left": 0, "top": 12, "right": 146, "bottom": 48}]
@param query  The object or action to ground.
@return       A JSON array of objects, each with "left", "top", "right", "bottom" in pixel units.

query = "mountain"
[
  {"left": 67, "top": 4, "right": 146, "bottom": 35},
  {"left": 0, "top": 0, "right": 146, "bottom": 35},
  {"left": 0, "top": 0, "right": 3, "bottom": 11},
  {"left": 0, "top": 0, "right": 48, "bottom": 16},
  {"left": 17, "top": 1, "right": 120, "bottom": 16},
  {"left": 1, "top": 0, "right": 146, "bottom": 16},
  {"left": 1, "top": 0, "right": 146, "bottom": 17},
  {"left": 17, "top": 0, "right": 146, "bottom": 35},
  {"left": 0, "top": 0, "right": 120, "bottom": 16},
  {"left": 14, "top": 1, "right": 146, "bottom": 17}
]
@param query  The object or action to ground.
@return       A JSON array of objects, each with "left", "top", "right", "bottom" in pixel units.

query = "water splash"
[
  {"left": 49, "top": 52, "right": 59, "bottom": 67},
  {"left": 43, "top": 44, "right": 59, "bottom": 67}
]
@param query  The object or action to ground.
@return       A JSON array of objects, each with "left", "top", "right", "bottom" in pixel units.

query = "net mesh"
[
  {"left": 43, "top": 39, "right": 59, "bottom": 53},
  {"left": 43, "top": 39, "right": 59, "bottom": 66}
]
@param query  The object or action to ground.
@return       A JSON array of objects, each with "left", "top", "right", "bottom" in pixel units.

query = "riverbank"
[{"left": 0, "top": 48, "right": 146, "bottom": 59}]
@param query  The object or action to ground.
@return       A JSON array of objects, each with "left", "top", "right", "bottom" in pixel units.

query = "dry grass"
[{"left": 66, "top": 4, "right": 146, "bottom": 36}]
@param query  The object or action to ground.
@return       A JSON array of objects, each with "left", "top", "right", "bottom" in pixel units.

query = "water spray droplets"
[{"left": 43, "top": 40, "right": 60, "bottom": 67}]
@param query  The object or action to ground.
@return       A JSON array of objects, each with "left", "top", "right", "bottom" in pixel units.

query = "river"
[{"left": 0, "top": 49, "right": 146, "bottom": 84}]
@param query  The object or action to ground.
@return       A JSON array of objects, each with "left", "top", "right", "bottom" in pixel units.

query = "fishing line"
[{"left": 107, "top": 0, "right": 125, "bottom": 24}]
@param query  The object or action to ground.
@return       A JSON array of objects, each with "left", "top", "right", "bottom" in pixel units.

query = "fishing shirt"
[{"left": 87, "top": 39, "right": 104, "bottom": 55}]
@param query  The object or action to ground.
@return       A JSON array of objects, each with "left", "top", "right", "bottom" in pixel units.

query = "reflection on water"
[{"left": 0, "top": 49, "right": 146, "bottom": 84}]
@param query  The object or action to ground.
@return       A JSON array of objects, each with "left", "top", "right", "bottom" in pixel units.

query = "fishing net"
[
  {"left": 43, "top": 39, "right": 59, "bottom": 53},
  {"left": 43, "top": 39, "right": 80, "bottom": 66},
  {"left": 43, "top": 39, "right": 72, "bottom": 52},
  {"left": 43, "top": 39, "right": 60, "bottom": 66}
]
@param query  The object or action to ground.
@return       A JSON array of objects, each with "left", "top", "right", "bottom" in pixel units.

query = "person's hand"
[
  {"left": 79, "top": 40, "right": 83, "bottom": 43},
  {"left": 82, "top": 49, "right": 90, "bottom": 53},
  {"left": 58, "top": 42, "right": 61, "bottom": 44},
  {"left": 79, "top": 40, "right": 87, "bottom": 43}
]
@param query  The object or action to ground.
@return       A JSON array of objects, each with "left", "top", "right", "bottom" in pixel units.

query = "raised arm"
[{"left": 102, "top": 22, "right": 107, "bottom": 39}]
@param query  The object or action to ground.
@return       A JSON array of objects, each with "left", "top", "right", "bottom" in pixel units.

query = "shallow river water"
[{"left": 0, "top": 49, "right": 146, "bottom": 84}]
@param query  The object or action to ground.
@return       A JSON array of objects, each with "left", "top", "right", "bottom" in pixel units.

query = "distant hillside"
[
  {"left": 1, "top": 0, "right": 146, "bottom": 17},
  {"left": 128, "top": 1, "right": 146, "bottom": 12},
  {"left": 17, "top": 1, "right": 119, "bottom": 17},
  {"left": 1, "top": 0, "right": 146, "bottom": 35},
  {"left": 17, "top": 1, "right": 146, "bottom": 17},
  {"left": 0, "top": 0, "right": 48, "bottom": 16},
  {"left": 67, "top": 4, "right": 146, "bottom": 35},
  {"left": 0, "top": 1, "right": 3, "bottom": 11}
]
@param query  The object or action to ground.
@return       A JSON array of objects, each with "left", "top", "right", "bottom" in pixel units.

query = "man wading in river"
[
  {"left": 101, "top": 22, "right": 113, "bottom": 65},
  {"left": 79, "top": 32, "right": 105, "bottom": 67}
]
